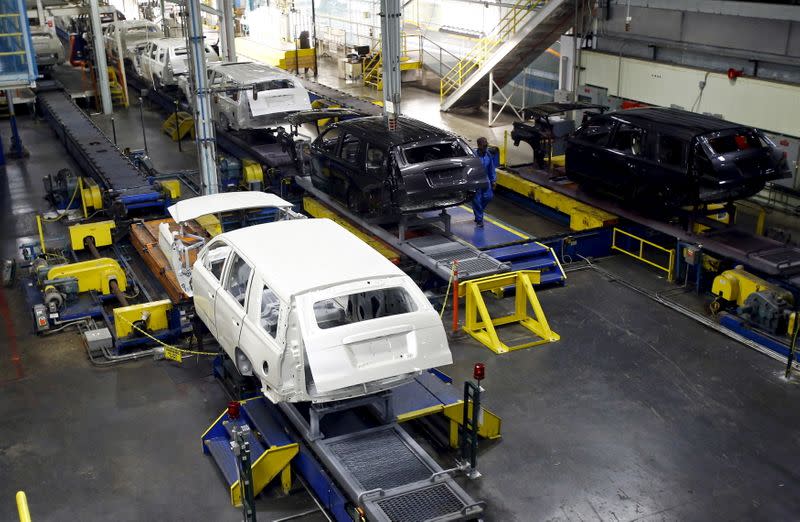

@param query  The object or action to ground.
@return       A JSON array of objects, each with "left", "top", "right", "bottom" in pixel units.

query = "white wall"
[{"left": 581, "top": 50, "right": 800, "bottom": 137}]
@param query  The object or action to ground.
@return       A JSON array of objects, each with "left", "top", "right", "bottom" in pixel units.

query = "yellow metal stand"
[
  {"left": 230, "top": 442, "right": 299, "bottom": 507},
  {"left": 162, "top": 111, "right": 195, "bottom": 141},
  {"left": 16, "top": 491, "right": 31, "bottom": 522},
  {"left": 460, "top": 270, "right": 560, "bottom": 354}
]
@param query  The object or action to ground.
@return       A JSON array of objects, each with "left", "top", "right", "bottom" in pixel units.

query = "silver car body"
[
  {"left": 181, "top": 61, "right": 312, "bottom": 130},
  {"left": 30, "top": 29, "right": 63, "bottom": 69},
  {"left": 138, "top": 37, "right": 220, "bottom": 88},
  {"left": 103, "top": 20, "right": 160, "bottom": 63}
]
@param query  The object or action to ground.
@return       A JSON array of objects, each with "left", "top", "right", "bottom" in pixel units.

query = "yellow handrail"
[
  {"left": 440, "top": 0, "right": 546, "bottom": 101},
  {"left": 611, "top": 228, "right": 676, "bottom": 282},
  {"left": 16, "top": 491, "right": 31, "bottom": 522},
  {"left": 363, "top": 33, "right": 423, "bottom": 89}
]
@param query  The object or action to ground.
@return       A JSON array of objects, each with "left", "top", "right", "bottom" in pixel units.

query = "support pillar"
[
  {"left": 89, "top": 0, "right": 113, "bottom": 115},
  {"left": 186, "top": 0, "right": 219, "bottom": 194},
  {"left": 380, "top": 0, "right": 401, "bottom": 129}
]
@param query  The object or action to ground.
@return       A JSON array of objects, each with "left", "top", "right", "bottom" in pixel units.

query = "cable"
[
  {"left": 439, "top": 263, "right": 456, "bottom": 319},
  {"left": 691, "top": 71, "right": 711, "bottom": 113},
  {"left": 42, "top": 181, "right": 80, "bottom": 222}
]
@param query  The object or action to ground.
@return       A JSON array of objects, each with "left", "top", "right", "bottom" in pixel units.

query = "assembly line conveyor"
[{"left": 37, "top": 87, "right": 172, "bottom": 216}]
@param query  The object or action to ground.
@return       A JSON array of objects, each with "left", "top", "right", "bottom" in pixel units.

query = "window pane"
[
  {"left": 224, "top": 254, "right": 252, "bottom": 306},
  {"left": 313, "top": 287, "right": 417, "bottom": 329},
  {"left": 609, "top": 123, "right": 645, "bottom": 156},
  {"left": 318, "top": 127, "right": 341, "bottom": 153},
  {"left": 260, "top": 286, "right": 280, "bottom": 338}
]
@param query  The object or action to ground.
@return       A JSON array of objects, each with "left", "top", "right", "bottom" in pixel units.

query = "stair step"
[
  {"left": 539, "top": 271, "right": 566, "bottom": 284},
  {"left": 485, "top": 242, "right": 548, "bottom": 261},
  {"left": 205, "top": 437, "right": 239, "bottom": 486},
  {"left": 510, "top": 257, "right": 557, "bottom": 271}
]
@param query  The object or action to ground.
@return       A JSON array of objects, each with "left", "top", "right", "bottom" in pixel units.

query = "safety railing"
[
  {"left": 363, "top": 33, "right": 424, "bottom": 89},
  {"left": 439, "top": 0, "right": 546, "bottom": 101},
  {"left": 612, "top": 228, "right": 675, "bottom": 282}
]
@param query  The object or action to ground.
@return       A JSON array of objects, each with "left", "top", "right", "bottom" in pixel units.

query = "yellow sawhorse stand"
[{"left": 460, "top": 270, "right": 560, "bottom": 354}]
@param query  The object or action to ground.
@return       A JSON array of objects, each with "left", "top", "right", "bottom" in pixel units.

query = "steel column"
[
  {"left": 186, "top": 0, "right": 220, "bottom": 194},
  {"left": 89, "top": 0, "right": 113, "bottom": 115},
  {"left": 380, "top": 0, "right": 402, "bottom": 128},
  {"left": 220, "top": 0, "right": 236, "bottom": 61}
]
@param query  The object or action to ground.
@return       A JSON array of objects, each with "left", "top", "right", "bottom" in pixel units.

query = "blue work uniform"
[{"left": 472, "top": 147, "right": 497, "bottom": 224}]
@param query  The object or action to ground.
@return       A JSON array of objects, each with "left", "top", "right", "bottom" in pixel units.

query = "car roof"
[
  {"left": 168, "top": 192, "right": 292, "bottom": 223},
  {"left": 213, "top": 62, "right": 298, "bottom": 84},
  {"left": 220, "top": 218, "right": 405, "bottom": 299},
  {"left": 607, "top": 107, "right": 745, "bottom": 139},
  {"left": 332, "top": 116, "right": 458, "bottom": 148},
  {"left": 149, "top": 37, "right": 189, "bottom": 48}
]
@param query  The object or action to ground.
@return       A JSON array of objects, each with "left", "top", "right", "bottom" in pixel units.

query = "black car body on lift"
[
  {"left": 510, "top": 102, "right": 607, "bottom": 168},
  {"left": 565, "top": 107, "right": 791, "bottom": 209},
  {"left": 293, "top": 113, "right": 487, "bottom": 222}
]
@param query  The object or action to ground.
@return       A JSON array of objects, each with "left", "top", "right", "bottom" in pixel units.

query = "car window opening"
[
  {"left": 255, "top": 79, "right": 295, "bottom": 91},
  {"left": 707, "top": 131, "right": 762, "bottom": 155},
  {"left": 225, "top": 254, "right": 252, "bottom": 306},
  {"left": 261, "top": 285, "right": 279, "bottom": 338},
  {"left": 403, "top": 141, "right": 469, "bottom": 164},
  {"left": 313, "top": 287, "right": 417, "bottom": 329},
  {"left": 610, "top": 124, "right": 645, "bottom": 156}
]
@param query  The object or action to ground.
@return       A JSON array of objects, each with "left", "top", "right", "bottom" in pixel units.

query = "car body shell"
[
  {"left": 190, "top": 217, "right": 452, "bottom": 403},
  {"left": 179, "top": 62, "right": 312, "bottom": 130},
  {"left": 30, "top": 29, "right": 63, "bottom": 69},
  {"left": 299, "top": 115, "right": 488, "bottom": 221},
  {"left": 138, "top": 37, "right": 220, "bottom": 88},
  {"left": 565, "top": 107, "right": 791, "bottom": 209},
  {"left": 103, "top": 20, "right": 160, "bottom": 64}
]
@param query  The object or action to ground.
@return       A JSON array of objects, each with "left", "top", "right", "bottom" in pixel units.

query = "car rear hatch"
[
  {"left": 248, "top": 82, "right": 311, "bottom": 119},
  {"left": 297, "top": 280, "right": 451, "bottom": 395},
  {"left": 701, "top": 129, "right": 789, "bottom": 185}
]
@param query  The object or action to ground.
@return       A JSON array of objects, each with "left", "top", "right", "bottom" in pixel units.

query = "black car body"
[
  {"left": 301, "top": 115, "right": 487, "bottom": 220},
  {"left": 565, "top": 107, "right": 791, "bottom": 208}
]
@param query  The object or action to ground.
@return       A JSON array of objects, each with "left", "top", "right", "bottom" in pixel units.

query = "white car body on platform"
[
  {"left": 190, "top": 218, "right": 453, "bottom": 403},
  {"left": 161, "top": 192, "right": 302, "bottom": 297},
  {"left": 139, "top": 37, "right": 220, "bottom": 88},
  {"left": 103, "top": 20, "right": 160, "bottom": 64},
  {"left": 179, "top": 61, "right": 312, "bottom": 130}
]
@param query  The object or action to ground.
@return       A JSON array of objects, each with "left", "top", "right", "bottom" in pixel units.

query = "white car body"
[
  {"left": 30, "top": 28, "right": 63, "bottom": 69},
  {"left": 160, "top": 192, "right": 302, "bottom": 298},
  {"left": 180, "top": 61, "right": 312, "bottom": 130},
  {"left": 138, "top": 37, "right": 220, "bottom": 88},
  {"left": 190, "top": 218, "right": 453, "bottom": 403},
  {"left": 103, "top": 20, "right": 160, "bottom": 63}
]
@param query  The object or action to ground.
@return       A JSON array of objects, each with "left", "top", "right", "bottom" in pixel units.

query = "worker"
[{"left": 472, "top": 137, "right": 497, "bottom": 227}]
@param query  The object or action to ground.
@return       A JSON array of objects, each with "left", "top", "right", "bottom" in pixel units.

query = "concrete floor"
[{"left": 2, "top": 74, "right": 800, "bottom": 521}]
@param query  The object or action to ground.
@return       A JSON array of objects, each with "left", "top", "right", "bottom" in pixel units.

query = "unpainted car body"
[
  {"left": 161, "top": 192, "right": 304, "bottom": 298},
  {"left": 190, "top": 217, "right": 452, "bottom": 403},
  {"left": 103, "top": 20, "right": 160, "bottom": 64},
  {"left": 138, "top": 37, "right": 220, "bottom": 88},
  {"left": 179, "top": 62, "right": 312, "bottom": 130},
  {"left": 298, "top": 114, "right": 488, "bottom": 221},
  {"left": 30, "top": 28, "right": 64, "bottom": 69},
  {"left": 566, "top": 107, "right": 791, "bottom": 209}
]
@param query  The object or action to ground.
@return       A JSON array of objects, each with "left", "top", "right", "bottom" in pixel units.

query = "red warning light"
[{"left": 473, "top": 362, "right": 485, "bottom": 381}]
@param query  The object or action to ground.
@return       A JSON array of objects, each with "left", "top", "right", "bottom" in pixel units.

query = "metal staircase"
[
  {"left": 363, "top": 33, "right": 423, "bottom": 90},
  {"left": 439, "top": 0, "right": 574, "bottom": 111}
]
